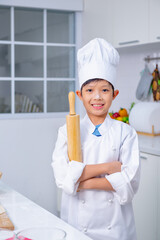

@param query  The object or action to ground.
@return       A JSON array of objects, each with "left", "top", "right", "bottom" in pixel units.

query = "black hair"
[{"left": 80, "top": 79, "right": 114, "bottom": 96}]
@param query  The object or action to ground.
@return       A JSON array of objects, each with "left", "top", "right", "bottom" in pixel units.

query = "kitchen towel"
[
  {"left": 136, "top": 64, "right": 153, "bottom": 100},
  {"left": 129, "top": 102, "right": 160, "bottom": 134}
]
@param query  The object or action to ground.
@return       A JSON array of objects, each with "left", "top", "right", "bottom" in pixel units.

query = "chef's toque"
[{"left": 77, "top": 38, "right": 120, "bottom": 89}]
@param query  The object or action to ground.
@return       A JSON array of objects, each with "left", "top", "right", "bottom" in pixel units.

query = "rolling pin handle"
[{"left": 68, "top": 91, "right": 76, "bottom": 115}]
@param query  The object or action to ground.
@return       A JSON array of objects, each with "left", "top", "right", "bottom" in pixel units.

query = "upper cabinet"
[
  {"left": 112, "top": 0, "right": 148, "bottom": 48},
  {"left": 149, "top": 0, "right": 160, "bottom": 43},
  {"left": 109, "top": 0, "right": 160, "bottom": 48}
]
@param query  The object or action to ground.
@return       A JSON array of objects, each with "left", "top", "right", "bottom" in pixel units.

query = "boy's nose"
[{"left": 94, "top": 93, "right": 102, "bottom": 100}]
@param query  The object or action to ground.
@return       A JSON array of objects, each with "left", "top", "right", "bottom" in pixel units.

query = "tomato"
[
  {"left": 119, "top": 108, "right": 128, "bottom": 117},
  {"left": 112, "top": 112, "right": 120, "bottom": 118}
]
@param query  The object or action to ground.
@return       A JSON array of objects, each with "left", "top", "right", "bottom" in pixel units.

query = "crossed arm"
[{"left": 77, "top": 161, "right": 122, "bottom": 192}]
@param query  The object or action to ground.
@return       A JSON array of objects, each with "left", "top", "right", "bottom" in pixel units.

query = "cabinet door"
[
  {"left": 82, "top": 0, "right": 114, "bottom": 45},
  {"left": 149, "top": 0, "right": 160, "bottom": 43},
  {"left": 133, "top": 152, "right": 158, "bottom": 240},
  {"left": 112, "top": 0, "right": 148, "bottom": 48}
]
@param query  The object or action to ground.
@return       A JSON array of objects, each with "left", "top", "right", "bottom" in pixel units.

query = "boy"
[{"left": 52, "top": 38, "right": 140, "bottom": 240}]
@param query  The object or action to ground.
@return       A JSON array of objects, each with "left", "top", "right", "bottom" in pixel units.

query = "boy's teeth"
[{"left": 93, "top": 104, "right": 102, "bottom": 106}]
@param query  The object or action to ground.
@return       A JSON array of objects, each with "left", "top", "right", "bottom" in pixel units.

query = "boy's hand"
[{"left": 107, "top": 161, "right": 122, "bottom": 175}]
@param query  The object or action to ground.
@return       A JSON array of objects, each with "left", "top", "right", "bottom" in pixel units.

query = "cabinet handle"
[
  {"left": 140, "top": 155, "right": 147, "bottom": 160},
  {"left": 156, "top": 36, "right": 160, "bottom": 40},
  {"left": 119, "top": 40, "right": 139, "bottom": 45}
]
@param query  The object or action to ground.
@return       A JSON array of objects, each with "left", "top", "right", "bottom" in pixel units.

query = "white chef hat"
[{"left": 77, "top": 38, "right": 120, "bottom": 89}]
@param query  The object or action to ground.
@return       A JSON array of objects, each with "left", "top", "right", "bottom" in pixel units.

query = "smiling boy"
[
  {"left": 52, "top": 38, "right": 140, "bottom": 240},
  {"left": 77, "top": 79, "right": 119, "bottom": 125}
]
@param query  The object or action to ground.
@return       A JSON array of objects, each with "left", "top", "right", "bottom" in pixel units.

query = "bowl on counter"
[
  {"left": 16, "top": 227, "right": 66, "bottom": 240},
  {"left": 0, "top": 229, "right": 16, "bottom": 240}
]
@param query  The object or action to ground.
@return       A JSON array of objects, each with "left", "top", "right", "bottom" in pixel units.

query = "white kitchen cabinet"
[
  {"left": 149, "top": 0, "right": 160, "bottom": 43},
  {"left": 133, "top": 152, "right": 159, "bottom": 240},
  {"left": 82, "top": 0, "right": 114, "bottom": 45},
  {"left": 112, "top": 0, "right": 148, "bottom": 48}
]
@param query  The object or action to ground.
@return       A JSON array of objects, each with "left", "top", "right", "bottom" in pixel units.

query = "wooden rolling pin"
[
  {"left": 0, "top": 205, "right": 14, "bottom": 230},
  {"left": 66, "top": 92, "right": 82, "bottom": 162}
]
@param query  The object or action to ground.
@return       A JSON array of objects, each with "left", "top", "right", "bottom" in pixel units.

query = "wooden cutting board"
[{"left": 0, "top": 205, "right": 14, "bottom": 230}]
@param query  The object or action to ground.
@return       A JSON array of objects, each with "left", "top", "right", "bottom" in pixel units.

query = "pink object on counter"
[
  {"left": 5, "top": 237, "right": 32, "bottom": 240},
  {"left": 16, "top": 237, "right": 32, "bottom": 240}
]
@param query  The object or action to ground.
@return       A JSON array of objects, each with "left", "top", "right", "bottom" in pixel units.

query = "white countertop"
[
  {"left": 0, "top": 181, "right": 92, "bottom": 240},
  {"left": 138, "top": 134, "right": 160, "bottom": 156}
]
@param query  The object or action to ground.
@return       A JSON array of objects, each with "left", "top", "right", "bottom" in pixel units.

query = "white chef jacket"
[{"left": 52, "top": 114, "right": 140, "bottom": 240}]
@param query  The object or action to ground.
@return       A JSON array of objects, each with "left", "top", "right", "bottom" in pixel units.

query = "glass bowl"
[
  {"left": 0, "top": 229, "right": 15, "bottom": 240},
  {"left": 16, "top": 227, "right": 66, "bottom": 240}
]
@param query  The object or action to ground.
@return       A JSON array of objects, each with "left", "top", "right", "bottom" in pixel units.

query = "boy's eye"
[
  {"left": 86, "top": 89, "right": 92, "bottom": 92},
  {"left": 102, "top": 89, "right": 109, "bottom": 92}
]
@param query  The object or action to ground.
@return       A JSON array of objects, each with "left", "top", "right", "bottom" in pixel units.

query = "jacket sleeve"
[
  {"left": 105, "top": 127, "right": 140, "bottom": 205},
  {"left": 51, "top": 126, "right": 85, "bottom": 196}
]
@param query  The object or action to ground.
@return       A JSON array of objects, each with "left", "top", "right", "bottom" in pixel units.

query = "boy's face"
[{"left": 76, "top": 80, "right": 119, "bottom": 123}]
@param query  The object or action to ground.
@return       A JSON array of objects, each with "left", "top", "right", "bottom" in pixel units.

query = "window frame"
[{"left": 0, "top": 5, "right": 81, "bottom": 119}]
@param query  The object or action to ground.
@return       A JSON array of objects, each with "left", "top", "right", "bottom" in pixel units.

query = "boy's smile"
[
  {"left": 76, "top": 79, "right": 119, "bottom": 125},
  {"left": 92, "top": 104, "right": 104, "bottom": 110}
]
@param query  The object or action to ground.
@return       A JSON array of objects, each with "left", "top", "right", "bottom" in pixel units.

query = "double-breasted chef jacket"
[{"left": 52, "top": 114, "right": 140, "bottom": 240}]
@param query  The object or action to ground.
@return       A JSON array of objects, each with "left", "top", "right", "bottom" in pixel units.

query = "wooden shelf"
[{"left": 137, "top": 125, "right": 160, "bottom": 137}]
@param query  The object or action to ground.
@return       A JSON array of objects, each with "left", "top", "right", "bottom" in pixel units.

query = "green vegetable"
[
  {"left": 122, "top": 116, "right": 128, "bottom": 122},
  {"left": 129, "top": 102, "right": 135, "bottom": 113}
]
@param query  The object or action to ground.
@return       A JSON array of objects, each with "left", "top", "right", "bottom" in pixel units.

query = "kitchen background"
[{"left": 0, "top": 0, "right": 160, "bottom": 239}]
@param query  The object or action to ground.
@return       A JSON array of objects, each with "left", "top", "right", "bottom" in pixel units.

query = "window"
[{"left": 0, "top": 6, "right": 76, "bottom": 116}]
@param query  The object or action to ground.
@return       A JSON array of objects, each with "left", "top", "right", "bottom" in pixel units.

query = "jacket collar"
[{"left": 81, "top": 113, "right": 113, "bottom": 136}]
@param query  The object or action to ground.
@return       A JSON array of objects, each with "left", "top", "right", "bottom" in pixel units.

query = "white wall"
[
  {"left": 0, "top": 117, "right": 65, "bottom": 215},
  {"left": 110, "top": 42, "right": 160, "bottom": 113}
]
